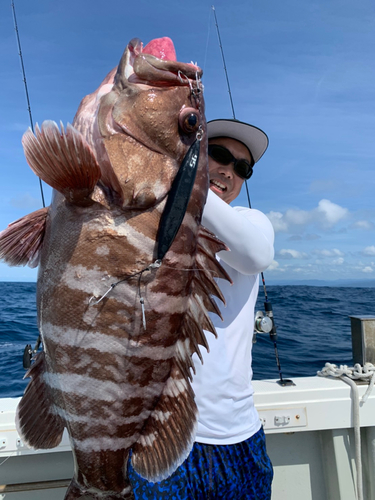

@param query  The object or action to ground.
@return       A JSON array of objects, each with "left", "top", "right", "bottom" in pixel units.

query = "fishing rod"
[
  {"left": 11, "top": 0, "right": 44, "bottom": 368},
  {"left": 212, "top": 5, "right": 294, "bottom": 386},
  {"left": 11, "top": 1, "right": 45, "bottom": 208}
]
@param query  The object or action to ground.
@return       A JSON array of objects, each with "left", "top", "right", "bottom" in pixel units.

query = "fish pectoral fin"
[
  {"left": 0, "top": 207, "right": 48, "bottom": 267},
  {"left": 131, "top": 365, "right": 197, "bottom": 482},
  {"left": 16, "top": 352, "right": 65, "bottom": 449},
  {"left": 22, "top": 121, "right": 101, "bottom": 206}
]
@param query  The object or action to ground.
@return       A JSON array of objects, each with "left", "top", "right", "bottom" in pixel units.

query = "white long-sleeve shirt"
[{"left": 191, "top": 190, "right": 275, "bottom": 445}]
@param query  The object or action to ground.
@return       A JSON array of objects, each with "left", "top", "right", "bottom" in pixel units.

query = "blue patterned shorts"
[{"left": 128, "top": 427, "right": 273, "bottom": 499}]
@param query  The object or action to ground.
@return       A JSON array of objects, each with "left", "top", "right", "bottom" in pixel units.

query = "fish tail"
[
  {"left": 22, "top": 121, "right": 101, "bottom": 205},
  {"left": 65, "top": 479, "right": 134, "bottom": 499},
  {"left": 65, "top": 451, "right": 134, "bottom": 499},
  {"left": 0, "top": 207, "right": 48, "bottom": 267}
]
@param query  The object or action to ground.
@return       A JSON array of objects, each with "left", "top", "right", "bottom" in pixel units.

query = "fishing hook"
[{"left": 88, "top": 259, "right": 162, "bottom": 307}]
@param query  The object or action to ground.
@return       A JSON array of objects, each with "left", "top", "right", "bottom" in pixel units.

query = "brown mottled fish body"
[{"left": 0, "top": 38, "right": 229, "bottom": 499}]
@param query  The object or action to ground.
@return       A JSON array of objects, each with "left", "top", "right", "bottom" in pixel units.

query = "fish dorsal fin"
[
  {"left": 16, "top": 352, "right": 65, "bottom": 449},
  {"left": 22, "top": 121, "right": 101, "bottom": 206},
  {"left": 131, "top": 225, "right": 231, "bottom": 481},
  {"left": 0, "top": 207, "right": 48, "bottom": 268}
]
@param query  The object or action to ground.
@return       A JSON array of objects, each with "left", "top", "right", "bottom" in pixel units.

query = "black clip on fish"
[
  {"left": 23, "top": 335, "right": 42, "bottom": 369},
  {"left": 157, "top": 128, "right": 203, "bottom": 261}
]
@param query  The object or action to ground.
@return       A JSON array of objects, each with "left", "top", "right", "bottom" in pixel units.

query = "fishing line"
[
  {"left": 11, "top": 0, "right": 45, "bottom": 208},
  {"left": 211, "top": 5, "right": 294, "bottom": 386},
  {"left": 211, "top": 6, "right": 252, "bottom": 212},
  {"left": 212, "top": 6, "right": 236, "bottom": 120},
  {"left": 89, "top": 260, "right": 161, "bottom": 305},
  {"left": 89, "top": 259, "right": 223, "bottom": 331},
  {"left": 202, "top": 7, "right": 212, "bottom": 75},
  {"left": 89, "top": 261, "right": 161, "bottom": 331}
]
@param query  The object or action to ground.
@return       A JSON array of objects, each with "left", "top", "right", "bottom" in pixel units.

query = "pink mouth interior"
[{"left": 143, "top": 37, "right": 177, "bottom": 61}]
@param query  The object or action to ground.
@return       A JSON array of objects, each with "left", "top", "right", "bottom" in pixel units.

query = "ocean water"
[{"left": 0, "top": 282, "right": 374, "bottom": 398}]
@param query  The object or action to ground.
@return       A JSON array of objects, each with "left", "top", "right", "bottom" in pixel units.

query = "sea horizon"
[
  {"left": 1, "top": 278, "right": 375, "bottom": 288},
  {"left": 1, "top": 282, "right": 375, "bottom": 397}
]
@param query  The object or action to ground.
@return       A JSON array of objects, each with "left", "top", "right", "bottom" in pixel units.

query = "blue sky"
[{"left": 1, "top": 0, "right": 374, "bottom": 281}]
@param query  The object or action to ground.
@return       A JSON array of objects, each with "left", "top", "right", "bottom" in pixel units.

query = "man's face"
[{"left": 208, "top": 137, "right": 252, "bottom": 204}]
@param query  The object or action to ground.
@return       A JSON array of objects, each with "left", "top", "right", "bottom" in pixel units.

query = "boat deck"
[{"left": 1, "top": 376, "right": 374, "bottom": 499}]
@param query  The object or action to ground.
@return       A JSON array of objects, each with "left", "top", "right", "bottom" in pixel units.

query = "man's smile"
[{"left": 210, "top": 178, "right": 228, "bottom": 193}]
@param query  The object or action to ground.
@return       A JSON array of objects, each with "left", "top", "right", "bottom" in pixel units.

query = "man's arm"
[{"left": 202, "top": 190, "right": 275, "bottom": 275}]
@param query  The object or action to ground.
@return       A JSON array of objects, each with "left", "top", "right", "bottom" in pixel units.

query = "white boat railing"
[{"left": 0, "top": 375, "right": 374, "bottom": 499}]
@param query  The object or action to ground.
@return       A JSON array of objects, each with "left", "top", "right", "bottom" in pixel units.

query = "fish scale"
[{"left": 0, "top": 36, "right": 231, "bottom": 499}]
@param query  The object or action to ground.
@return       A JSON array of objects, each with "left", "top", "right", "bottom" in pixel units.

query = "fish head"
[{"left": 74, "top": 37, "right": 207, "bottom": 210}]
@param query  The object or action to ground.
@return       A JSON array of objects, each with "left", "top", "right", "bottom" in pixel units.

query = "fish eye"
[
  {"left": 179, "top": 108, "right": 200, "bottom": 134},
  {"left": 187, "top": 114, "right": 197, "bottom": 128}
]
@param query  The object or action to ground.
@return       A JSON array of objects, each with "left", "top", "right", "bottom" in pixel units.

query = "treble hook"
[{"left": 178, "top": 70, "right": 193, "bottom": 92}]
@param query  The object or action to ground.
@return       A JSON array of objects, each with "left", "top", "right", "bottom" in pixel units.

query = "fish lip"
[
  {"left": 138, "top": 53, "right": 202, "bottom": 79},
  {"left": 129, "top": 55, "right": 202, "bottom": 88},
  {"left": 127, "top": 38, "right": 202, "bottom": 87},
  {"left": 116, "top": 38, "right": 203, "bottom": 96}
]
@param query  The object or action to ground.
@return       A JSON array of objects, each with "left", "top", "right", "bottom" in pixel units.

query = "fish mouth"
[{"left": 119, "top": 37, "right": 203, "bottom": 88}]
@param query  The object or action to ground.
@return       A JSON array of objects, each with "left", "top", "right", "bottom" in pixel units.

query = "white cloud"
[
  {"left": 315, "top": 199, "right": 348, "bottom": 227},
  {"left": 266, "top": 199, "right": 348, "bottom": 233},
  {"left": 266, "top": 211, "right": 288, "bottom": 232},
  {"left": 285, "top": 208, "right": 310, "bottom": 226},
  {"left": 267, "top": 260, "right": 284, "bottom": 271},
  {"left": 278, "top": 249, "right": 308, "bottom": 259},
  {"left": 363, "top": 246, "right": 375, "bottom": 256},
  {"left": 362, "top": 266, "right": 373, "bottom": 273},
  {"left": 314, "top": 248, "right": 344, "bottom": 257},
  {"left": 351, "top": 220, "right": 375, "bottom": 230},
  {"left": 332, "top": 257, "right": 344, "bottom": 265}
]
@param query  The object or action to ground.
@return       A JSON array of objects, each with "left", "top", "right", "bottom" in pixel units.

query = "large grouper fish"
[{"left": 0, "top": 37, "right": 230, "bottom": 498}]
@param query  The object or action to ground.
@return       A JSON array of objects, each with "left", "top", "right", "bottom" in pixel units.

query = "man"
[{"left": 129, "top": 119, "right": 275, "bottom": 499}]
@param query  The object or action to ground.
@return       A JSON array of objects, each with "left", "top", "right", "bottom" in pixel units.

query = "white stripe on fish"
[
  {"left": 43, "top": 372, "right": 165, "bottom": 401},
  {"left": 73, "top": 435, "right": 137, "bottom": 452},
  {"left": 42, "top": 322, "right": 178, "bottom": 359},
  {"left": 51, "top": 404, "right": 151, "bottom": 428}
]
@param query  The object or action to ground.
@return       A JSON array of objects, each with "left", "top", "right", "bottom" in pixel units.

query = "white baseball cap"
[{"left": 207, "top": 119, "right": 269, "bottom": 164}]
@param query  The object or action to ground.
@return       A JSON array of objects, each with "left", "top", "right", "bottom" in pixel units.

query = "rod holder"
[{"left": 350, "top": 315, "right": 375, "bottom": 365}]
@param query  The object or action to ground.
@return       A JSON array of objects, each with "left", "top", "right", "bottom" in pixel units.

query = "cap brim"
[{"left": 207, "top": 119, "right": 269, "bottom": 164}]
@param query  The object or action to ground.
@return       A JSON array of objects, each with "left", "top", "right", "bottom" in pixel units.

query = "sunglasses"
[{"left": 208, "top": 144, "right": 254, "bottom": 180}]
